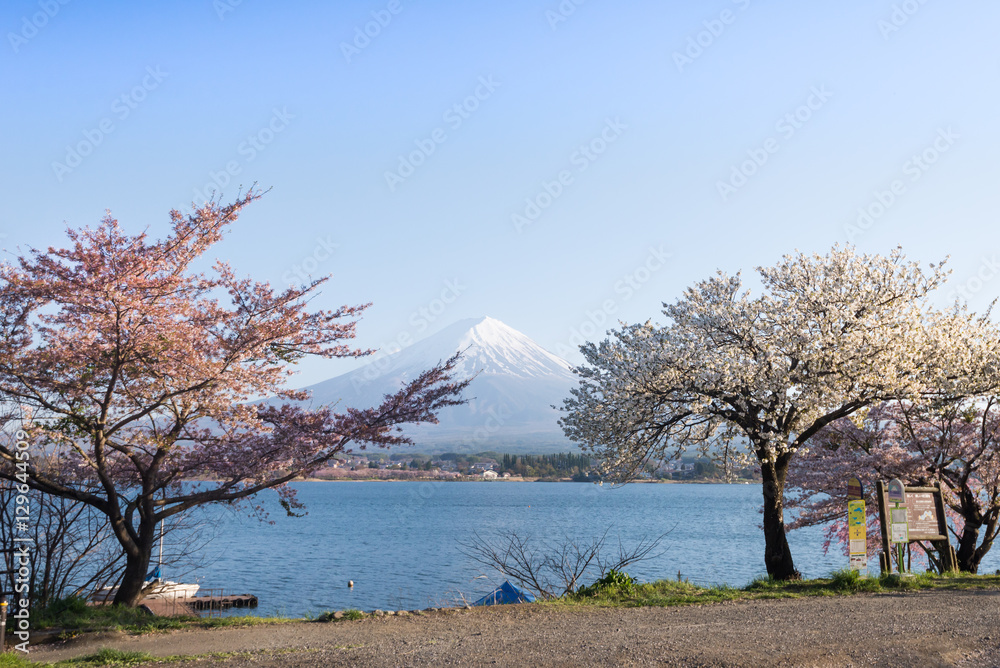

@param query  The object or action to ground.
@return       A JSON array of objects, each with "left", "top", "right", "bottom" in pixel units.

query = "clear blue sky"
[{"left": 3, "top": 0, "right": 999, "bottom": 386}]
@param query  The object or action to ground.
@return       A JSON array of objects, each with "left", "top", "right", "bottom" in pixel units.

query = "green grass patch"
[
  {"left": 575, "top": 569, "right": 638, "bottom": 598},
  {"left": 47, "top": 647, "right": 322, "bottom": 667},
  {"left": 556, "top": 570, "right": 1000, "bottom": 608},
  {"left": 51, "top": 648, "right": 154, "bottom": 667},
  {"left": 311, "top": 609, "right": 365, "bottom": 622},
  {"left": 33, "top": 596, "right": 195, "bottom": 634},
  {"left": 194, "top": 615, "right": 294, "bottom": 629},
  {"left": 31, "top": 595, "right": 295, "bottom": 636},
  {"left": 0, "top": 652, "right": 34, "bottom": 668}
]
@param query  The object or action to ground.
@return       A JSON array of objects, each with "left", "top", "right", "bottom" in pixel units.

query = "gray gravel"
[{"left": 29, "top": 589, "right": 1000, "bottom": 667}]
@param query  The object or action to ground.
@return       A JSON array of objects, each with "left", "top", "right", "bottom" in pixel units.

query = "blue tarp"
[{"left": 473, "top": 580, "right": 536, "bottom": 606}]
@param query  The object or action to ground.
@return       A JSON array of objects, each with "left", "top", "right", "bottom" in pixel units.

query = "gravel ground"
[{"left": 29, "top": 589, "right": 1000, "bottom": 667}]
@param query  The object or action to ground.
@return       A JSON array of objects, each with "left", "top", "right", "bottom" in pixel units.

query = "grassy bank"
[
  {"left": 26, "top": 571, "right": 1000, "bottom": 636},
  {"left": 554, "top": 569, "right": 1000, "bottom": 608},
  {"left": 25, "top": 595, "right": 293, "bottom": 639}
]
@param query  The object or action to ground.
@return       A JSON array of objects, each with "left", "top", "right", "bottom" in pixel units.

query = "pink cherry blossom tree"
[
  {"left": 0, "top": 190, "right": 471, "bottom": 606},
  {"left": 561, "top": 246, "right": 998, "bottom": 580},
  {"left": 787, "top": 398, "right": 1000, "bottom": 573}
]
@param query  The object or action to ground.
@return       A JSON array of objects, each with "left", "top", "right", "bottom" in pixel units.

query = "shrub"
[
  {"left": 66, "top": 648, "right": 154, "bottom": 666},
  {"left": 577, "top": 569, "right": 637, "bottom": 597},
  {"left": 829, "top": 569, "right": 880, "bottom": 592}
]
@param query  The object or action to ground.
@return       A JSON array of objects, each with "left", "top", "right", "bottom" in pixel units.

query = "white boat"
[
  {"left": 145, "top": 580, "right": 200, "bottom": 599},
  {"left": 89, "top": 580, "right": 200, "bottom": 603}
]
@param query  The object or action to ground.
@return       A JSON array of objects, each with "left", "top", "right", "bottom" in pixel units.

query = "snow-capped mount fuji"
[{"left": 298, "top": 317, "right": 579, "bottom": 453}]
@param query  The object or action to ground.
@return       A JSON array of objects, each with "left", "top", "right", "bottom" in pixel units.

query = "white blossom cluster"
[{"left": 560, "top": 246, "right": 1000, "bottom": 483}]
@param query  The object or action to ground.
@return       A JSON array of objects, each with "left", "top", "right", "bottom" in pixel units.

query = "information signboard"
[
  {"left": 847, "top": 498, "right": 867, "bottom": 569},
  {"left": 848, "top": 500, "right": 866, "bottom": 539},
  {"left": 878, "top": 486, "right": 948, "bottom": 542},
  {"left": 876, "top": 480, "right": 955, "bottom": 573},
  {"left": 890, "top": 520, "right": 909, "bottom": 544},
  {"left": 889, "top": 503, "right": 908, "bottom": 544},
  {"left": 905, "top": 492, "right": 941, "bottom": 539}
]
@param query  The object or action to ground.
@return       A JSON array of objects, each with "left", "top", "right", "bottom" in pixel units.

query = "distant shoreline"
[{"left": 297, "top": 476, "right": 757, "bottom": 484}]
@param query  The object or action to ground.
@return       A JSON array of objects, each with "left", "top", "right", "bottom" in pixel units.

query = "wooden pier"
[{"left": 141, "top": 593, "right": 258, "bottom": 617}]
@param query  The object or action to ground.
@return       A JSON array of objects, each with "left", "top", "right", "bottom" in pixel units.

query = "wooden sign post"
[
  {"left": 887, "top": 479, "right": 908, "bottom": 573},
  {"left": 847, "top": 477, "right": 866, "bottom": 571}
]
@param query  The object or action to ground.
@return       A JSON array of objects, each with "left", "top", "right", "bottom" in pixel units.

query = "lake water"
[{"left": 180, "top": 481, "right": 999, "bottom": 616}]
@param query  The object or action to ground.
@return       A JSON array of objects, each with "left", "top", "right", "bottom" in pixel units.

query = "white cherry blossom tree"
[{"left": 560, "top": 246, "right": 997, "bottom": 580}]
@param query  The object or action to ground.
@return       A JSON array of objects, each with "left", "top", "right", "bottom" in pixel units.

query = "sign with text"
[
  {"left": 878, "top": 485, "right": 949, "bottom": 542},
  {"left": 876, "top": 480, "right": 952, "bottom": 574},
  {"left": 890, "top": 514, "right": 909, "bottom": 543},
  {"left": 848, "top": 498, "right": 867, "bottom": 570},
  {"left": 905, "top": 492, "right": 942, "bottom": 540},
  {"left": 890, "top": 506, "right": 909, "bottom": 544}
]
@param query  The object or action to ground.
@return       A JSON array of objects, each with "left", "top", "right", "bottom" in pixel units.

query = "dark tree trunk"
[
  {"left": 954, "top": 485, "right": 991, "bottom": 574},
  {"left": 761, "top": 455, "right": 801, "bottom": 581},
  {"left": 956, "top": 521, "right": 982, "bottom": 574},
  {"left": 112, "top": 521, "right": 156, "bottom": 607}
]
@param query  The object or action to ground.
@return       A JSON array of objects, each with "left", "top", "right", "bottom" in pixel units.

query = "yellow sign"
[
  {"left": 848, "top": 500, "right": 866, "bottom": 530},
  {"left": 848, "top": 499, "right": 866, "bottom": 568}
]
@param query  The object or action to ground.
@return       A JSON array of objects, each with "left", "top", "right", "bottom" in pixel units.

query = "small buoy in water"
[{"left": 348, "top": 580, "right": 354, "bottom": 588}]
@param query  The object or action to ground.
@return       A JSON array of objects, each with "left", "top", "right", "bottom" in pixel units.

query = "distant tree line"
[{"left": 499, "top": 453, "right": 595, "bottom": 480}]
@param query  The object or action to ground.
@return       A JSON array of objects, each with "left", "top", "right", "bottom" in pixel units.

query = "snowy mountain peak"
[
  {"left": 450, "top": 317, "right": 572, "bottom": 378},
  {"left": 298, "top": 317, "right": 577, "bottom": 452}
]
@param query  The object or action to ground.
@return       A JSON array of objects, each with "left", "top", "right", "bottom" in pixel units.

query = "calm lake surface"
[{"left": 182, "top": 481, "right": 999, "bottom": 616}]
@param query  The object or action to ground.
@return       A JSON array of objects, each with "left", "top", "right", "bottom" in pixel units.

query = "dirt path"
[{"left": 28, "top": 589, "right": 1000, "bottom": 667}]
